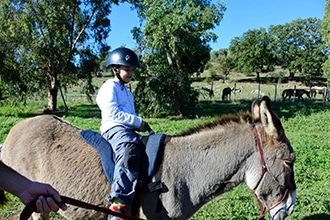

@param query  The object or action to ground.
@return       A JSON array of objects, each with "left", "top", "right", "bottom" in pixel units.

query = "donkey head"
[{"left": 247, "top": 96, "right": 296, "bottom": 220}]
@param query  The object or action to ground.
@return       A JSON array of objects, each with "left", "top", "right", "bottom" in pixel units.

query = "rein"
[
  {"left": 20, "top": 195, "right": 146, "bottom": 220},
  {"left": 252, "top": 126, "right": 289, "bottom": 220}
]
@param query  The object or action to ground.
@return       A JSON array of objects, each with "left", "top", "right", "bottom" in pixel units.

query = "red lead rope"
[{"left": 20, "top": 195, "right": 146, "bottom": 220}]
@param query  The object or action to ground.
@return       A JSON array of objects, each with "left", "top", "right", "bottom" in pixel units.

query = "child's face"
[{"left": 115, "top": 66, "right": 135, "bottom": 83}]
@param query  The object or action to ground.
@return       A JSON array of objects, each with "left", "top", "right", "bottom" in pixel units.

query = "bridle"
[{"left": 252, "top": 126, "right": 289, "bottom": 220}]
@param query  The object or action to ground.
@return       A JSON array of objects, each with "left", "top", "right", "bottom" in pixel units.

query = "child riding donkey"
[{"left": 96, "top": 48, "right": 152, "bottom": 220}]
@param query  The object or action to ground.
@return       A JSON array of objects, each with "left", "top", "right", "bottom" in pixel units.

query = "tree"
[
  {"left": 207, "top": 48, "right": 234, "bottom": 81},
  {"left": 0, "top": 0, "right": 113, "bottom": 111},
  {"left": 229, "top": 28, "right": 276, "bottom": 82},
  {"left": 322, "top": 0, "right": 330, "bottom": 85},
  {"left": 270, "top": 18, "right": 327, "bottom": 80},
  {"left": 133, "top": 0, "right": 226, "bottom": 117},
  {"left": 218, "top": 56, "right": 234, "bottom": 80}
]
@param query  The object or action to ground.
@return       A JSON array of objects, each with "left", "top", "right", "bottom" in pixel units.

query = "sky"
[{"left": 106, "top": 0, "right": 326, "bottom": 51}]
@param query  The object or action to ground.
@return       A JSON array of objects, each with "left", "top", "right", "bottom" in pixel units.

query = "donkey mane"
[{"left": 174, "top": 111, "right": 252, "bottom": 137}]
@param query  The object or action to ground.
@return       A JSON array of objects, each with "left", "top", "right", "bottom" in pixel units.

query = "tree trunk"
[
  {"left": 46, "top": 76, "right": 58, "bottom": 112},
  {"left": 289, "top": 71, "right": 295, "bottom": 81},
  {"left": 256, "top": 72, "right": 260, "bottom": 83},
  {"left": 166, "top": 50, "right": 182, "bottom": 116}
]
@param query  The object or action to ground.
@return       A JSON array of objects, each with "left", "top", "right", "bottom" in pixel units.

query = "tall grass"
[{"left": 0, "top": 97, "right": 329, "bottom": 219}]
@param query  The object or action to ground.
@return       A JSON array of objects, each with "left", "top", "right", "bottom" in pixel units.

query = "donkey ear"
[
  {"left": 251, "top": 100, "right": 260, "bottom": 121},
  {"left": 259, "top": 96, "right": 284, "bottom": 140}
]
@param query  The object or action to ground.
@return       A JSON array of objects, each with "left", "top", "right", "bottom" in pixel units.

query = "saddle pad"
[
  {"left": 80, "top": 130, "right": 165, "bottom": 186},
  {"left": 80, "top": 130, "right": 115, "bottom": 183},
  {"left": 140, "top": 133, "right": 166, "bottom": 184}
]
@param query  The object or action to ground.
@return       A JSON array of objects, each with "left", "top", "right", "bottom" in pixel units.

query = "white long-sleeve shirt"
[{"left": 96, "top": 79, "right": 142, "bottom": 134}]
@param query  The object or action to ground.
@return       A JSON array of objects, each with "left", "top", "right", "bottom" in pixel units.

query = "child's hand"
[{"left": 138, "top": 121, "right": 151, "bottom": 132}]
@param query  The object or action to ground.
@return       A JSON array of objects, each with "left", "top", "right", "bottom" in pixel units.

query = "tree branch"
[{"left": 71, "top": 7, "right": 96, "bottom": 51}]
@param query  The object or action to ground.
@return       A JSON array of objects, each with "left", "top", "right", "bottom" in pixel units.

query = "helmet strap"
[{"left": 114, "top": 68, "right": 126, "bottom": 90}]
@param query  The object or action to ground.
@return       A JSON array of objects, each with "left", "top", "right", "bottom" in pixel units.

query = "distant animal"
[
  {"left": 222, "top": 87, "right": 232, "bottom": 100},
  {"left": 1, "top": 96, "right": 296, "bottom": 220},
  {"left": 311, "top": 86, "right": 327, "bottom": 98},
  {"left": 282, "top": 89, "right": 310, "bottom": 101},
  {"left": 311, "top": 86, "right": 330, "bottom": 101}
]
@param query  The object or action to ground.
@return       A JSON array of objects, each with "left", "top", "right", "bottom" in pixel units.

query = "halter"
[{"left": 252, "top": 126, "right": 289, "bottom": 220}]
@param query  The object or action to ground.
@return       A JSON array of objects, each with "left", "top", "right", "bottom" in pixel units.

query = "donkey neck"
[{"left": 157, "top": 122, "right": 257, "bottom": 219}]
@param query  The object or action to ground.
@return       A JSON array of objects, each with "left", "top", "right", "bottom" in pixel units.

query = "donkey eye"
[{"left": 284, "top": 161, "right": 293, "bottom": 172}]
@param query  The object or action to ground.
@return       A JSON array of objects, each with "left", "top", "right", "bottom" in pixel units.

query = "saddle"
[{"left": 79, "top": 130, "right": 165, "bottom": 191}]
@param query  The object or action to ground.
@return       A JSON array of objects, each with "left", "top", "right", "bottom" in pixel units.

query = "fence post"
[
  {"left": 274, "top": 83, "right": 278, "bottom": 101},
  {"left": 233, "top": 82, "right": 237, "bottom": 101},
  {"left": 309, "top": 80, "right": 312, "bottom": 101},
  {"left": 293, "top": 84, "right": 296, "bottom": 103}
]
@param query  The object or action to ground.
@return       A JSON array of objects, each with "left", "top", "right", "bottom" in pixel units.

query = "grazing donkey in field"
[{"left": 222, "top": 87, "right": 232, "bottom": 101}]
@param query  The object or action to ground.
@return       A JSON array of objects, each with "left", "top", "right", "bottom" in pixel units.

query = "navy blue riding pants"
[{"left": 102, "top": 126, "right": 142, "bottom": 207}]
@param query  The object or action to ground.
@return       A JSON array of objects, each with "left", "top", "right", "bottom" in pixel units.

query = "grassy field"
[{"left": 0, "top": 76, "right": 329, "bottom": 219}]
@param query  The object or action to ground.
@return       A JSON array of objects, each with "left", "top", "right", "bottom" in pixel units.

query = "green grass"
[
  {"left": 283, "top": 111, "right": 330, "bottom": 220},
  {"left": 0, "top": 84, "right": 330, "bottom": 219}
]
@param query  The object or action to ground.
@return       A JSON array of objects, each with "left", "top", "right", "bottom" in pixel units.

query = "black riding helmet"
[{"left": 106, "top": 47, "right": 140, "bottom": 68}]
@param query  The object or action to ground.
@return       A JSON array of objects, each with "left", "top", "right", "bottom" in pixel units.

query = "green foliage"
[
  {"left": 133, "top": 0, "right": 226, "bottom": 116},
  {"left": 207, "top": 48, "right": 235, "bottom": 79},
  {"left": 228, "top": 17, "right": 327, "bottom": 82},
  {"left": 269, "top": 18, "right": 327, "bottom": 79},
  {"left": 322, "top": 59, "right": 330, "bottom": 86},
  {"left": 322, "top": 0, "right": 330, "bottom": 40},
  {"left": 139, "top": 0, "right": 226, "bottom": 52},
  {"left": 217, "top": 55, "right": 235, "bottom": 77},
  {"left": 134, "top": 64, "right": 200, "bottom": 117},
  {"left": 229, "top": 28, "right": 276, "bottom": 82},
  {"left": 134, "top": 53, "right": 177, "bottom": 117},
  {"left": 322, "top": 0, "right": 330, "bottom": 84},
  {"left": 0, "top": 0, "right": 113, "bottom": 111}
]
